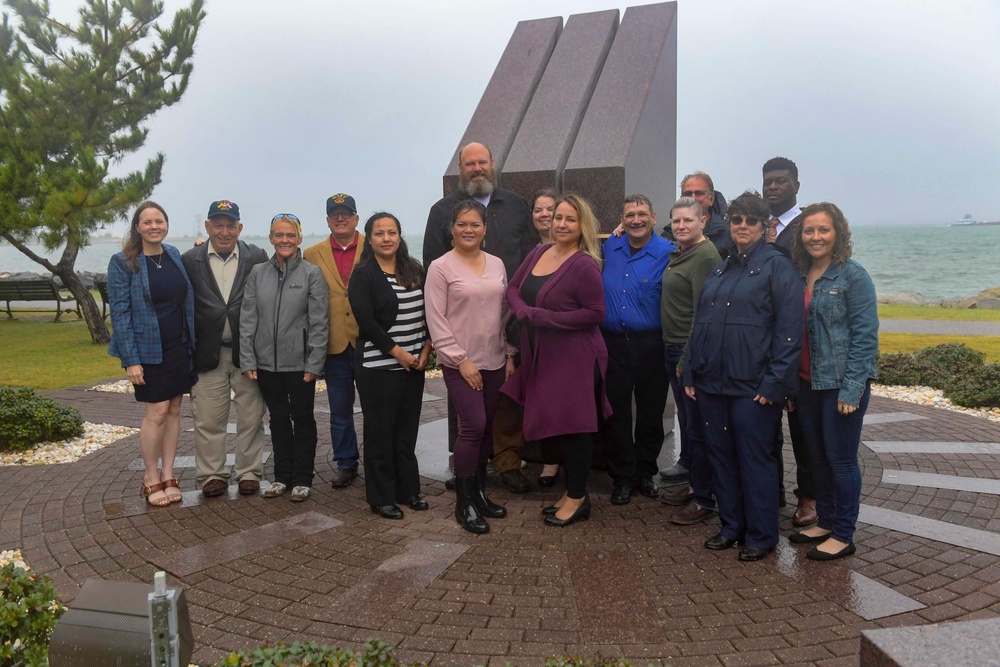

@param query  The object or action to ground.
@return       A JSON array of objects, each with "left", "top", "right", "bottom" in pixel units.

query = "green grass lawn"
[
  {"left": 878, "top": 304, "right": 1000, "bottom": 321},
  {"left": 879, "top": 333, "right": 1000, "bottom": 363},
  {"left": 0, "top": 317, "right": 122, "bottom": 390}
]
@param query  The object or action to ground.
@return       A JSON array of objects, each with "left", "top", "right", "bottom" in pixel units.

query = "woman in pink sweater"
[{"left": 425, "top": 200, "right": 517, "bottom": 534}]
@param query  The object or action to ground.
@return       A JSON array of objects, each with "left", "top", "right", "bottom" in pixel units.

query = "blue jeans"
[
  {"left": 324, "top": 347, "right": 359, "bottom": 470},
  {"left": 796, "top": 382, "right": 870, "bottom": 543},
  {"left": 665, "top": 344, "right": 714, "bottom": 510}
]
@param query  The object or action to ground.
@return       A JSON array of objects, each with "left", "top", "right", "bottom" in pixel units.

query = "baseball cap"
[
  {"left": 326, "top": 193, "right": 357, "bottom": 215},
  {"left": 207, "top": 200, "right": 240, "bottom": 221}
]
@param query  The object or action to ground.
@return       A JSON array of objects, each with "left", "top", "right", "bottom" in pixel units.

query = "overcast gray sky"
[{"left": 40, "top": 0, "right": 1000, "bottom": 237}]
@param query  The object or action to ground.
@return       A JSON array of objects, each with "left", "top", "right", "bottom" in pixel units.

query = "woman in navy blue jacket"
[
  {"left": 108, "top": 201, "right": 196, "bottom": 507},
  {"left": 683, "top": 191, "right": 803, "bottom": 561},
  {"left": 787, "top": 203, "right": 878, "bottom": 560}
]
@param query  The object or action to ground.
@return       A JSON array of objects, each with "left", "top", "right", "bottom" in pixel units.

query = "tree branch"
[{"left": 1, "top": 232, "right": 58, "bottom": 273}]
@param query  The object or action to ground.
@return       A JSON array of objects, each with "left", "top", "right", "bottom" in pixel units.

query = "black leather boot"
[
  {"left": 474, "top": 462, "right": 507, "bottom": 518},
  {"left": 455, "top": 476, "right": 489, "bottom": 534}
]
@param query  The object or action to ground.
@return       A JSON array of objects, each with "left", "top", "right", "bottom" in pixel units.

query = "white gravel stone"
[
  {"left": 0, "top": 422, "right": 139, "bottom": 467},
  {"left": 0, "top": 549, "right": 29, "bottom": 570},
  {"left": 871, "top": 384, "right": 1000, "bottom": 424}
]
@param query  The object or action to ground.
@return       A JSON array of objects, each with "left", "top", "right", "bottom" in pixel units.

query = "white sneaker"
[
  {"left": 262, "top": 481, "right": 287, "bottom": 498},
  {"left": 290, "top": 486, "right": 311, "bottom": 502}
]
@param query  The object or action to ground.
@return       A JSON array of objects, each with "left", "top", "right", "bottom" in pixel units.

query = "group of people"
[{"left": 107, "top": 143, "right": 878, "bottom": 562}]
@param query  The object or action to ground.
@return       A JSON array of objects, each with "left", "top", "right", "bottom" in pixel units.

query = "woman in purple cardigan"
[{"left": 502, "top": 194, "right": 611, "bottom": 527}]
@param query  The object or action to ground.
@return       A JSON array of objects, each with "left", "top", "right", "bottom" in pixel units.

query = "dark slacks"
[
  {"left": 443, "top": 366, "right": 505, "bottom": 476},
  {"left": 699, "top": 391, "right": 783, "bottom": 548},
  {"left": 796, "top": 383, "right": 870, "bottom": 543},
  {"left": 665, "top": 344, "right": 715, "bottom": 509},
  {"left": 602, "top": 331, "right": 669, "bottom": 486},
  {"left": 257, "top": 370, "right": 318, "bottom": 487},
  {"left": 773, "top": 409, "right": 815, "bottom": 498},
  {"left": 324, "top": 346, "right": 359, "bottom": 470},
  {"left": 543, "top": 433, "right": 592, "bottom": 498},
  {"left": 355, "top": 366, "right": 424, "bottom": 506}
]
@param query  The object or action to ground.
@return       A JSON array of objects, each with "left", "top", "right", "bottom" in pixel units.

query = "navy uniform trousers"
[{"left": 698, "top": 391, "right": 783, "bottom": 549}]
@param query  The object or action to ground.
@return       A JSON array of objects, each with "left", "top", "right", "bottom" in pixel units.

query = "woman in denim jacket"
[{"left": 787, "top": 202, "right": 878, "bottom": 561}]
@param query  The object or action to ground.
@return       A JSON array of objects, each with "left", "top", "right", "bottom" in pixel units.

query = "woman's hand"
[
  {"left": 126, "top": 364, "right": 145, "bottom": 385},
  {"left": 303, "top": 372, "right": 317, "bottom": 383},
  {"left": 611, "top": 222, "right": 625, "bottom": 237},
  {"left": 753, "top": 394, "right": 772, "bottom": 406},
  {"left": 415, "top": 344, "right": 432, "bottom": 371},
  {"left": 390, "top": 345, "right": 418, "bottom": 372},
  {"left": 243, "top": 370, "right": 257, "bottom": 381},
  {"left": 504, "top": 356, "right": 516, "bottom": 380},
  {"left": 837, "top": 401, "right": 856, "bottom": 415},
  {"left": 459, "top": 359, "right": 483, "bottom": 391},
  {"left": 684, "top": 386, "right": 696, "bottom": 401}
]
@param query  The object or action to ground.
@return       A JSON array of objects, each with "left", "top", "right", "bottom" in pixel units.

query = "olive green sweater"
[{"left": 660, "top": 239, "right": 722, "bottom": 362}]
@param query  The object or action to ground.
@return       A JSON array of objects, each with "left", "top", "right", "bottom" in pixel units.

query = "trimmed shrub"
[
  {"left": 0, "top": 564, "right": 65, "bottom": 666},
  {"left": 876, "top": 353, "right": 938, "bottom": 387},
  {"left": 0, "top": 386, "right": 84, "bottom": 452},
  {"left": 913, "top": 343, "right": 985, "bottom": 378},
  {"left": 215, "top": 639, "right": 415, "bottom": 667},
  {"left": 944, "top": 363, "right": 1000, "bottom": 408}
]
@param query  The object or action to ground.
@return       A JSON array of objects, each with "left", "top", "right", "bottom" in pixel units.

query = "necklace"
[{"left": 147, "top": 253, "right": 163, "bottom": 269}]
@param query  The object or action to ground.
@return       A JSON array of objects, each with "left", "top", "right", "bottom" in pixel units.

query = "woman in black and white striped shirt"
[{"left": 348, "top": 212, "right": 432, "bottom": 519}]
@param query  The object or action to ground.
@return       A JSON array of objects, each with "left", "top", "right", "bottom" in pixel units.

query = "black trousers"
[
  {"left": 773, "top": 409, "right": 815, "bottom": 498},
  {"left": 355, "top": 366, "right": 424, "bottom": 506},
  {"left": 543, "top": 433, "right": 593, "bottom": 499},
  {"left": 257, "top": 370, "right": 318, "bottom": 487},
  {"left": 602, "top": 331, "right": 669, "bottom": 486}
]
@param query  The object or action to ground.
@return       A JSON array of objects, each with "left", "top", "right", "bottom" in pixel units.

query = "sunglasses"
[
  {"left": 682, "top": 189, "right": 710, "bottom": 198},
  {"left": 728, "top": 215, "right": 763, "bottom": 226},
  {"left": 271, "top": 213, "right": 300, "bottom": 224}
]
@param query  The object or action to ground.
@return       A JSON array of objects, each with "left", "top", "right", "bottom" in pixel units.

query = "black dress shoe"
[
  {"left": 330, "top": 468, "right": 357, "bottom": 488},
  {"left": 542, "top": 504, "right": 559, "bottom": 516},
  {"left": 544, "top": 497, "right": 591, "bottom": 527},
  {"left": 370, "top": 504, "right": 403, "bottom": 519},
  {"left": 405, "top": 496, "right": 429, "bottom": 511},
  {"left": 499, "top": 469, "right": 531, "bottom": 493},
  {"left": 537, "top": 474, "right": 557, "bottom": 487},
  {"left": 636, "top": 478, "right": 659, "bottom": 498},
  {"left": 444, "top": 475, "right": 456, "bottom": 491},
  {"left": 610, "top": 484, "right": 632, "bottom": 505},
  {"left": 704, "top": 533, "right": 738, "bottom": 550},
  {"left": 738, "top": 546, "right": 773, "bottom": 561},
  {"left": 788, "top": 530, "right": 831, "bottom": 544},
  {"left": 807, "top": 542, "right": 856, "bottom": 561}
]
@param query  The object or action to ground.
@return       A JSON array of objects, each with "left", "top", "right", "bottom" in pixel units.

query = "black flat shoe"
[
  {"left": 788, "top": 530, "right": 831, "bottom": 544},
  {"left": 542, "top": 504, "right": 559, "bottom": 515},
  {"left": 330, "top": 468, "right": 357, "bottom": 488},
  {"left": 704, "top": 533, "right": 738, "bottom": 550},
  {"left": 405, "top": 496, "right": 429, "bottom": 511},
  {"left": 544, "top": 497, "right": 591, "bottom": 527},
  {"left": 370, "top": 504, "right": 403, "bottom": 520},
  {"left": 738, "top": 546, "right": 773, "bottom": 561},
  {"left": 537, "top": 474, "right": 557, "bottom": 487},
  {"left": 807, "top": 542, "right": 856, "bottom": 561}
]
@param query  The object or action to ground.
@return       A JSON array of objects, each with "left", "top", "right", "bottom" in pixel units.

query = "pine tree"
[{"left": 0, "top": 0, "right": 205, "bottom": 343}]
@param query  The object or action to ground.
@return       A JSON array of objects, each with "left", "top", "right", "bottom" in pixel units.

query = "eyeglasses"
[
  {"left": 682, "top": 189, "right": 711, "bottom": 198},
  {"left": 728, "top": 215, "right": 763, "bottom": 226},
  {"left": 271, "top": 214, "right": 300, "bottom": 224},
  {"left": 328, "top": 211, "right": 355, "bottom": 220}
]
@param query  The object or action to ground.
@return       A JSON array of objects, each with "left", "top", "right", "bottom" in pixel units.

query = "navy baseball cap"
[
  {"left": 207, "top": 200, "right": 240, "bottom": 221},
  {"left": 326, "top": 193, "right": 357, "bottom": 215}
]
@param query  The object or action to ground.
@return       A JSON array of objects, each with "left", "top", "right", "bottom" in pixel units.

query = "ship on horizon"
[{"left": 952, "top": 214, "right": 1000, "bottom": 227}]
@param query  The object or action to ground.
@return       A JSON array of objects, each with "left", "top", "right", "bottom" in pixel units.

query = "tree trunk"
[{"left": 57, "top": 268, "right": 111, "bottom": 345}]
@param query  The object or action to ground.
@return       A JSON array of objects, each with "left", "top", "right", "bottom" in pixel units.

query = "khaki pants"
[{"left": 191, "top": 351, "right": 266, "bottom": 487}]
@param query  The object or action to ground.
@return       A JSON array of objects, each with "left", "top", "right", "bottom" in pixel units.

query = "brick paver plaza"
[{"left": 3, "top": 377, "right": 1000, "bottom": 666}]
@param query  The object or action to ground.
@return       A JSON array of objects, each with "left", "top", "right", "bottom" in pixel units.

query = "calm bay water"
[{"left": 2, "top": 224, "right": 998, "bottom": 301}]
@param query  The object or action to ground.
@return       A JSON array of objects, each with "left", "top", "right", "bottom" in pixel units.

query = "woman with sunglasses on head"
[
  {"left": 348, "top": 213, "right": 432, "bottom": 520},
  {"left": 683, "top": 191, "right": 803, "bottom": 561},
  {"left": 108, "top": 201, "right": 197, "bottom": 507},
  {"left": 240, "top": 214, "right": 329, "bottom": 502},
  {"left": 787, "top": 203, "right": 878, "bottom": 560}
]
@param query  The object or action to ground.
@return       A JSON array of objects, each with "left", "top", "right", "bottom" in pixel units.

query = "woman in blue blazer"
[{"left": 108, "top": 201, "right": 196, "bottom": 507}]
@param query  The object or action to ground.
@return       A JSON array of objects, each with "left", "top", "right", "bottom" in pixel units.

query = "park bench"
[
  {"left": 95, "top": 277, "right": 110, "bottom": 321},
  {"left": 0, "top": 278, "right": 81, "bottom": 322}
]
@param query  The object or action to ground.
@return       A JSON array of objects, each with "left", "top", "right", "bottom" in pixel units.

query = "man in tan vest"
[{"left": 304, "top": 193, "right": 363, "bottom": 488}]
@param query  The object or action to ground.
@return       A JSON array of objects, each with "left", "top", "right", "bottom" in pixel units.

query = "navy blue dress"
[{"left": 134, "top": 253, "right": 196, "bottom": 403}]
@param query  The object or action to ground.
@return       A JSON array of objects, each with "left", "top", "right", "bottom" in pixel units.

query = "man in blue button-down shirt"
[{"left": 601, "top": 195, "right": 676, "bottom": 506}]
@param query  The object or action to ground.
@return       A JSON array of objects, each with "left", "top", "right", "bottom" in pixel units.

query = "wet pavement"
[{"left": 3, "top": 376, "right": 1000, "bottom": 666}]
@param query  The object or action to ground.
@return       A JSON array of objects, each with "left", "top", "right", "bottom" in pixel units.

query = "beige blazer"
[{"left": 303, "top": 234, "right": 363, "bottom": 354}]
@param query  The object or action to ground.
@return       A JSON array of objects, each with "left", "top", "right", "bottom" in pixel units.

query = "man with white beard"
[{"left": 423, "top": 141, "right": 536, "bottom": 493}]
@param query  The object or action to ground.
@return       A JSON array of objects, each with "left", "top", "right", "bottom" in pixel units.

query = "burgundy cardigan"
[{"left": 501, "top": 245, "right": 612, "bottom": 441}]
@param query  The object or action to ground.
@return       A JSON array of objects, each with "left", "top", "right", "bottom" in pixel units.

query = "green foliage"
[
  {"left": 215, "top": 638, "right": 420, "bottom": 667},
  {"left": 0, "top": 0, "right": 206, "bottom": 344},
  {"left": 876, "top": 353, "right": 939, "bottom": 387},
  {"left": 0, "top": 385, "right": 84, "bottom": 451},
  {"left": 0, "top": 564, "right": 65, "bottom": 667},
  {"left": 945, "top": 363, "right": 1000, "bottom": 408},
  {"left": 545, "top": 656, "right": 640, "bottom": 667},
  {"left": 913, "top": 343, "right": 985, "bottom": 378}
]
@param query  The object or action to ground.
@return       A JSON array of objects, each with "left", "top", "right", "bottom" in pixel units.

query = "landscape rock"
[
  {"left": 976, "top": 297, "right": 1000, "bottom": 310},
  {"left": 878, "top": 292, "right": 927, "bottom": 306}
]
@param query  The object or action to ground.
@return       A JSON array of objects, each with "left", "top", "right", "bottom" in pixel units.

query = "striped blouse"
[{"left": 361, "top": 274, "right": 427, "bottom": 370}]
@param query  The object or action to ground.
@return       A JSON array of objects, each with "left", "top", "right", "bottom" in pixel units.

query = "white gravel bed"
[
  {"left": 0, "top": 549, "right": 29, "bottom": 570},
  {"left": 0, "top": 422, "right": 139, "bottom": 467},
  {"left": 872, "top": 384, "right": 1000, "bottom": 423}
]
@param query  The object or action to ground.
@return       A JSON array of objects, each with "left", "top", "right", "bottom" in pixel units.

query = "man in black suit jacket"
[
  {"left": 762, "top": 158, "right": 816, "bottom": 527},
  {"left": 182, "top": 200, "right": 269, "bottom": 498}
]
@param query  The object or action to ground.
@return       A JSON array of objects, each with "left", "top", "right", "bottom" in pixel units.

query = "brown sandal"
[
  {"left": 161, "top": 478, "right": 183, "bottom": 503},
  {"left": 143, "top": 481, "right": 171, "bottom": 507}
]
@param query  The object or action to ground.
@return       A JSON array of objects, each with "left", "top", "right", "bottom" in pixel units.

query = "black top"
[
  {"left": 520, "top": 271, "right": 553, "bottom": 352},
  {"left": 147, "top": 253, "right": 188, "bottom": 350}
]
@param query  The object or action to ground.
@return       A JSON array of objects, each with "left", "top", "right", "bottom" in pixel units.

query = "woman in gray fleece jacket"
[{"left": 241, "top": 214, "right": 329, "bottom": 502}]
